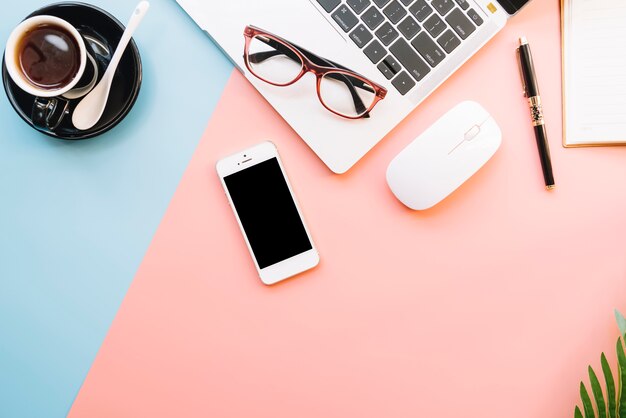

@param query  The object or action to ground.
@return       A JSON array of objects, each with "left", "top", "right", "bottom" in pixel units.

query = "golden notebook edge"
[{"left": 561, "top": 0, "right": 567, "bottom": 148}]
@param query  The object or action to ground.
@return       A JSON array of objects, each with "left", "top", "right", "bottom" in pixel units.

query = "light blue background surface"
[{"left": 0, "top": 1, "right": 233, "bottom": 416}]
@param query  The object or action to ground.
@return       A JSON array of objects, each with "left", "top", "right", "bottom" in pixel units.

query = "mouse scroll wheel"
[{"left": 464, "top": 125, "right": 481, "bottom": 141}]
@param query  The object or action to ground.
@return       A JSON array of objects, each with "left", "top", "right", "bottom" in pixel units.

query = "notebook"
[{"left": 561, "top": 0, "right": 626, "bottom": 147}]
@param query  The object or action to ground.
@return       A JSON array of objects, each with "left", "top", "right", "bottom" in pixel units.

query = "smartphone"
[{"left": 216, "top": 141, "right": 319, "bottom": 285}]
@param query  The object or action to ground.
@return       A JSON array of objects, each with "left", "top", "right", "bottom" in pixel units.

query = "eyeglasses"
[{"left": 243, "top": 25, "right": 387, "bottom": 120}]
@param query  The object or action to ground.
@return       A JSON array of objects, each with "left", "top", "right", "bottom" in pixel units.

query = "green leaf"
[
  {"left": 582, "top": 381, "right": 597, "bottom": 418},
  {"left": 590, "top": 365, "right": 608, "bottom": 418},
  {"left": 616, "top": 310, "right": 626, "bottom": 339},
  {"left": 616, "top": 338, "right": 626, "bottom": 418},
  {"left": 576, "top": 406, "right": 585, "bottom": 418},
  {"left": 602, "top": 353, "right": 617, "bottom": 418}
]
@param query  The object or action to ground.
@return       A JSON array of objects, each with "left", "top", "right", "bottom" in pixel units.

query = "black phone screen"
[{"left": 224, "top": 158, "right": 313, "bottom": 269}]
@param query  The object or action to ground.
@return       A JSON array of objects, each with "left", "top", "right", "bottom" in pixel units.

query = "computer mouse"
[{"left": 386, "top": 101, "right": 502, "bottom": 210}]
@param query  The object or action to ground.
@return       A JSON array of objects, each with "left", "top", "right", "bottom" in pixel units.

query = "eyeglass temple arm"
[
  {"left": 292, "top": 43, "right": 374, "bottom": 90},
  {"left": 249, "top": 38, "right": 372, "bottom": 117},
  {"left": 248, "top": 49, "right": 300, "bottom": 65}
]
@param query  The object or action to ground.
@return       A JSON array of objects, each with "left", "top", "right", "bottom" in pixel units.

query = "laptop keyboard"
[{"left": 317, "top": 0, "right": 485, "bottom": 95}]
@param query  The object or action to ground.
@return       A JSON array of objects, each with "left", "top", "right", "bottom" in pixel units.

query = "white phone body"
[{"left": 216, "top": 141, "right": 319, "bottom": 285}]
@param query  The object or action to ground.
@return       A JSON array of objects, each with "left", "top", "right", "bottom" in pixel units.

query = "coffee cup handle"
[{"left": 32, "top": 97, "right": 70, "bottom": 132}]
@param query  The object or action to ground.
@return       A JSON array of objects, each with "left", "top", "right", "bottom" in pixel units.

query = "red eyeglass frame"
[{"left": 243, "top": 25, "right": 387, "bottom": 120}]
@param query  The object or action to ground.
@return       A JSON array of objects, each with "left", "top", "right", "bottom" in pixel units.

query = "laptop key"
[
  {"left": 350, "top": 24, "right": 374, "bottom": 48},
  {"left": 377, "top": 61, "right": 395, "bottom": 79},
  {"left": 411, "top": 31, "right": 446, "bottom": 67},
  {"left": 361, "top": 6, "right": 385, "bottom": 29},
  {"left": 398, "top": 16, "right": 421, "bottom": 39},
  {"left": 431, "top": 0, "right": 455, "bottom": 16},
  {"left": 363, "top": 39, "right": 386, "bottom": 63},
  {"left": 347, "top": 0, "right": 371, "bottom": 14},
  {"left": 375, "top": 22, "right": 399, "bottom": 46},
  {"left": 316, "top": 0, "right": 341, "bottom": 13},
  {"left": 399, "top": 0, "right": 414, "bottom": 5},
  {"left": 437, "top": 29, "right": 461, "bottom": 53},
  {"left": 454, "top": 0, "right": 469, "bottom": 10},
  {"left": 383, "top": 0, "right": 408, "bottom": 24},
  {"left": 382, "top": 55, "right": 402, "bottom": 74},
  {"left": 373, "top": 0, "right": 391, "bottom": 6},
  {"left": 389, "top": 38, "right": 430, "bottom": 81},
  {"left": 408, "top": 0, "right": 433, "bottom": 22},
  {"left": 391, "top": 71, "right": 416, "bottom": 95},
  {"left": 467, "top": 8, "right": 484, "bottom": 26},
  {"left": 378, "top": 55, "right": 402, "bottom": 79},
  {"left": 424, "top": 14, "right": 446, "bottom": 38},
  {"left": 332, "top": 5, "right": 359, "bottom": 32},
  {"left": 445, "top": 8, "right": 475, "bottom": 39}
]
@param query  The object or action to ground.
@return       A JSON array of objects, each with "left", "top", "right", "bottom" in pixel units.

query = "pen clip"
[{"left": 516, "top": 47, "right": 528, "bottom": 98}]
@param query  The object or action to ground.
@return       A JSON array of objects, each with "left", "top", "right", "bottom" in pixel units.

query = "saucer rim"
[{"left": 1, "top": 1, "right": 143, "bottom": 140}]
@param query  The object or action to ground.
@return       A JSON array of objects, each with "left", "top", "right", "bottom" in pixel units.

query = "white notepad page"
[{"left": 562, "top": 0, "right": 626, "bottom": 146}]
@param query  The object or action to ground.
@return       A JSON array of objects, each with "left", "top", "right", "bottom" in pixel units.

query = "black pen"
[{"left": 516, "top": 36, "right": 555, "bottom": 190}]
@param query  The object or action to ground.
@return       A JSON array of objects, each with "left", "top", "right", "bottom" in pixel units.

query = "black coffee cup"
[{"left": 5, "top": 14, "right": 98, "bottom": 132}]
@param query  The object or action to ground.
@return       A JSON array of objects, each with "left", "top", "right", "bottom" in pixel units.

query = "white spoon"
[{"left": 72, "top": 1, "right": 150, "bottom": 130}]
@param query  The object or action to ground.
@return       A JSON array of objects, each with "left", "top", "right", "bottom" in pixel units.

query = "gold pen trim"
[{"left": 528, "top": 95, "right": 544, "bottom": 127}]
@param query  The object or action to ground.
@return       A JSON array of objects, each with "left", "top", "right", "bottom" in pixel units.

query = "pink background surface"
[{"left": 69, "top": 0, "right": 626, "bottom": 416}]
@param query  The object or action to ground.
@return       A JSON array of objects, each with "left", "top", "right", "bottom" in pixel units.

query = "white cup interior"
[{"left": 4, "top": 15, "right": 87, "bottom": 98}]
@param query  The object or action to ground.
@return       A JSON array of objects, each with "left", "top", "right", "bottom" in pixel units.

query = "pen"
[{"left": 516, "top": 36, "right": 555, "bottom": 190}]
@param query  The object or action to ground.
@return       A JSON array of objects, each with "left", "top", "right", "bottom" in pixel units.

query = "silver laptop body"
[{"left": 176, "top": 0, "right": 529, "bottom": 173}]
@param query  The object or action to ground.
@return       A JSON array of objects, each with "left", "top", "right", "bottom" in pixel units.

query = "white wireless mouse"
[{"left": 386, "top": 101, "right": 502, "bottom": 210}]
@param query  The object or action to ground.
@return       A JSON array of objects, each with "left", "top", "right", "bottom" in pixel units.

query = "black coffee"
[{"left": 16, "top": 23, "right": 80, "bottom": 90}]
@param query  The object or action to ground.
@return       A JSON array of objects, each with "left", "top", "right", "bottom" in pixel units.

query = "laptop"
[{"left": 176, "top": 0, "right": 530, "bottom": 173}]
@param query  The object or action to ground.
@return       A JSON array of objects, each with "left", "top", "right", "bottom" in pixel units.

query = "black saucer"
[{"left": 1, "top": 2, "right": 142, "bottom": 140}]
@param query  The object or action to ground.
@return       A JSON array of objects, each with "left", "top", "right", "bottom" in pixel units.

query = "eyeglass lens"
[{"left": 248, "top": 35, "right": 377, "bottom": 118}]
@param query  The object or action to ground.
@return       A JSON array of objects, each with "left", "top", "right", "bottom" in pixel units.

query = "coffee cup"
[{"left": 4, "top": 15, "right": 98, "bottom": 132}]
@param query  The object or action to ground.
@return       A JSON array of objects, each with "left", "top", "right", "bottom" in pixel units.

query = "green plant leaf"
[
  {"left": 576, "top": 406, "right": 585, "bottom": 418},
  {"left": 602, "top": 353, "right": 616, "bottom": 418},
  {"left": 616, "top": 338, "right": 626, "bottom": 418},
  {"left": 590, "top": 365, "right": 607, "bottom": 418},
  {"left": 582, "top": 381, "right": 597, "bottom": 418},
  {"left": 616, "top": 310, "right": 626, "bottom": 339}
]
